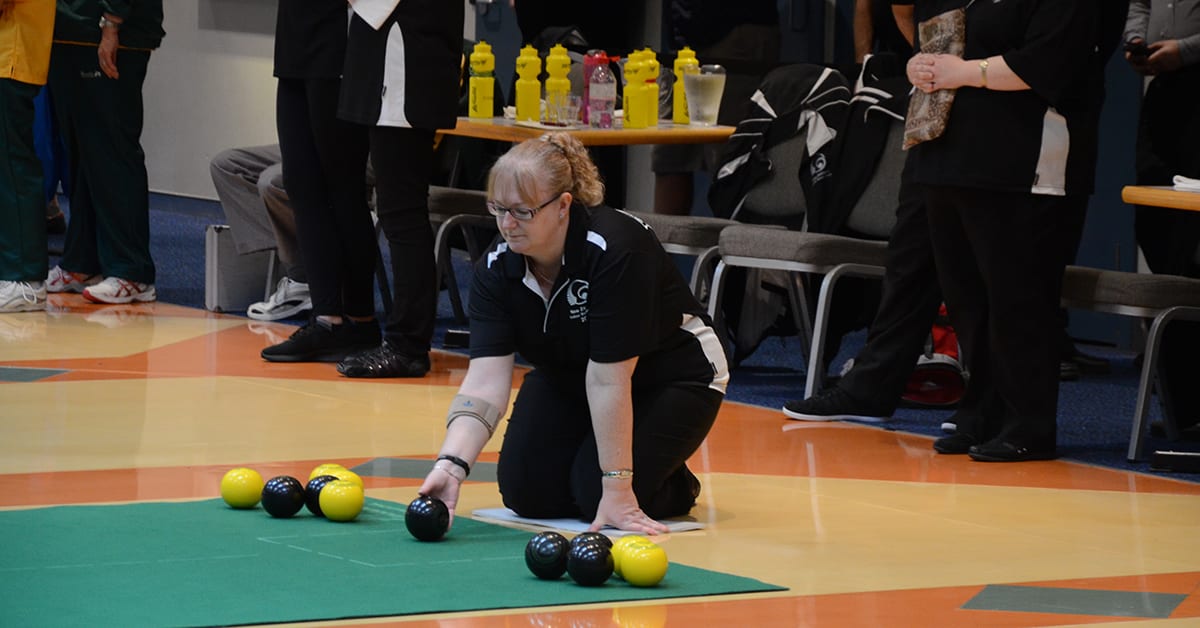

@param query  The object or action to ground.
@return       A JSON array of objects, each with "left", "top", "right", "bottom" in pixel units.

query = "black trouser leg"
[
  {"left": 370, "top": 126, "right": 437, "bottom": 356},
  {"left": 0, "top": 79, "right": 48, "bottom": 281},
  {"left": 276, "top": 78, "right": 374, "bottom": 318},
  {"left": 927, "top": 187, "right": 1064, "bottom": 449},
  {"left": 840, "top": 179, "right": 942, "bottom": 410},
  {"left": 48, "top": 44, "right": 154, "bottom": 283}
]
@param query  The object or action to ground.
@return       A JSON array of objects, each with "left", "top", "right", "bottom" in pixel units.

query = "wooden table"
[
  {"left": 1121, "top": 185, "right": 1200, "bottom": 212},
  {"left": 441, "top": 117, "right": 735, "bottom": 146}
]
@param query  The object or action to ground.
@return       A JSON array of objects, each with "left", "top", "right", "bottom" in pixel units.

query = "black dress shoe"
[
  {"left": 1059, "top": 360, "right": 1080, "bottom": 381},
  {"left": 1067, "top": 349, "right": 1111, "bottom": 375},
  {"left": 337, "top": 342, "right": 430, "bottom": 378},
  {"left": 967, "top": 439, "right": 1056, "bottom": 462},
  {"left": 933, "top": 432, "right": 977, "bottom": 455}
]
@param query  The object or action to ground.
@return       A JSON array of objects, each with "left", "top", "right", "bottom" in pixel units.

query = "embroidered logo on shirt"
[{"left": 566, "top": 280, "right": 589, "bottom": 322}]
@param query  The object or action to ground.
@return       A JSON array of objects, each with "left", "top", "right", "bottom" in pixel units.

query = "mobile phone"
[{"left": 1125, "top": 39, "right": 1149, "bottom": 59}]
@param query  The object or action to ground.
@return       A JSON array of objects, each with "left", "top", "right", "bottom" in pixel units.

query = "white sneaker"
[
  {"left": 0, "top": 280, "right": 47, "bottom": 312},
  {"left": 82, "top": 276, "right": 156, "bottom": 304},
  {"left": 247, "top": 277, "right": 311, "bottom": 321},
  {"left": 45, "top": 266, "right": 101, "bottom": 293}
]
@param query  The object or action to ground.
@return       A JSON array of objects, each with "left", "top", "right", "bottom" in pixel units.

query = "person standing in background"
[
  {"left": 1124, "top": 0, "right": 1200, "bottom": 433},
  {"left": 854, "top": 0, "right": 915, "bottom": 63},
  {"left": 652, "top": 0, "right": 781, "bottom": 216},
  {"left": 259, "top": 1, "right": 380, "bottom": 363},
  {"left": 333, "top": 0, "right": 464, "bottom": 378},
  {"left": 0, "top": 0, "right": 56, "bottom": 312},
  {"left": 906, "top": 0, "right": 1096, "bottom": 461},
  {"left": 44, "top": 0, "right": 164, "bottom": 304}
]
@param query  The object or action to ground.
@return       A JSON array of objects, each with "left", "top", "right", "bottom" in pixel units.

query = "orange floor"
[{"left": 3, "top": 295, "right": 1200, "bottom": 627}]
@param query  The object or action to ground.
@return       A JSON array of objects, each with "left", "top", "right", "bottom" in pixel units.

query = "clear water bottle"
[{"left": 588, "top": 53, "right": 616, "bottom": 129}]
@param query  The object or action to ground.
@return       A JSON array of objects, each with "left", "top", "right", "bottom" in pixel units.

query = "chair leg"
[
  {"left": 264, "top": 252, "right": 279, "bottom": 300},
  {"left": 803, "top": 263, "right": 887, "bottom": 399},
  {"left": 707, "top": 261, "right": 732, "bottom": 357},
  {"left": 1127, "top": 306, "right": 1200, "bottom": 461},
  {"left": 689, "top": 246, "right": 720, "bottom": 304}
]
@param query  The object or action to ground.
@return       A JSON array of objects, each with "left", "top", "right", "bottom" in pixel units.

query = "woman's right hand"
[{"left": 418, "top": 464, "right": 464, "bottom": 527}]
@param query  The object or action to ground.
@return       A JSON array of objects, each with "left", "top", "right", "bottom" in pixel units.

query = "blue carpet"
[{"left": 48, "top": 194, "right": 1200, "bottom": 482}]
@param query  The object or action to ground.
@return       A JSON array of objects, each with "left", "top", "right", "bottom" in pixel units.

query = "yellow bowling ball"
[
  {"left": 308, "top": 463, "right": 346, "bottom": 481},
  {"left": 329, "top": 467, "right": 363, "bottom": 488},
  {"left": 621, "top": 542, "right": 668, "bottom": 587},
  {"left": 319, "top": 480, "right": 364, "bottom": 522},
  {"left": 611, "top": 535, "right": 653, "bottom": 578},
  {"left": 220, "top": 467, "right": 264, "bottom": 509}
]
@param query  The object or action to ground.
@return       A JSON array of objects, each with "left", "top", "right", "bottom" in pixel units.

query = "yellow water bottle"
[
  {"left": 642, "top": 48, "right": 661, "bottom": 126},
  {"left": 468, "top": 41, "right": 495, "bottom": 119},
  {"left": 673, "top": 47, "right": 698, "bottom": 124},
  {"left": 544, "top": 44, "right": 572, "bottom": 124},
  {"left": 623, "top": 53, "right": 646, "bottom": 129},
  {"left": 514, "top": 45, "right": 542, "bottom": 122}
]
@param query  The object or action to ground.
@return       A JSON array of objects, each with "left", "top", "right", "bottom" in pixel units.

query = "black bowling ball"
[
  {"left": 261, "top": 475, "right": 305, "bottom": 518},
  {"left": 304, "top": 475, "right": 339, "bottom": 516},
  {"left": 570, "top": 531, "right": 613, "bottom": 550},
  {"left": 566, "top": 540, "right": 613, "bottom": 586},
  {"left": 405, "top": 494, "right": 450, "bottom": 541},
  {"left": 524, "top": 531, "right": 570, "bottom": 580}
]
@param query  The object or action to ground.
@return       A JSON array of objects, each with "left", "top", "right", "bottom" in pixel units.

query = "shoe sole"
[
  {"left": 781, "top": 406, "right": 888, "bottom": 422},
  {"left": 247, "top": 299, "right": 313, "bottom": 321},
  {"left": 261, "top": 349, "right": 351, "bottom": 363},
  {"left": 968, "top": 452, "right": 1057, "bottom": 462},
  {"left": 82, "top": 290, "right": 156, "bottom": 305},
  {"left": 0, "top": 302, "right": 47, "bottom": 313}
]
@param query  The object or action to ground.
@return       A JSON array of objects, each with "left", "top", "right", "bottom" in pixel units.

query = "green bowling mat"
[{"left": 0, "top": 498, "right": 785, "bottom": 627}]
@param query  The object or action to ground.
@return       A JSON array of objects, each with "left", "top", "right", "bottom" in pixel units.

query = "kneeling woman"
[{"left": 418, "top": 133, "right": 729, "bottom": 534}]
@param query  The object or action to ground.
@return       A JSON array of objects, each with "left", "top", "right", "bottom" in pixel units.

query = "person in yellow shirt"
[{"left": 0, "top": 0, "right": 56, "bottom": 312}]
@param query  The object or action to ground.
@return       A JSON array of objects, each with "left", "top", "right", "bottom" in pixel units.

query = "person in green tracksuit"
[
  {"left": 45, "top": 0, "right": 164, "bottom": 304},
  {"left": 0, "top": 0, "right": 56, "bottom": 312}
]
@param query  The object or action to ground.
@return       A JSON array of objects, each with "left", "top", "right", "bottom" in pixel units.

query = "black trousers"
[
  {"left": 840, "top": 178, "right": 1088, "bottom": 412},
  {"left": 497, "top": 370, "right": 722, "bottom": 521},
  {"left": 925, "top": 187, "right": 1068, "bottom": 449},
  {"left": 840, "top": 179, "right": 941, "bottom": 408},
  {"left": 369, "top": 126, "right": 437, "bottom": 356},
  {"left": 1133, "top": 66, "right": 1200, "bottom": 428},
  {"left": 49, "top": 45, "right": 154, "bottom": 283},
  {"left": 276, "top": 78, "right": 374, "bottom": 318},
  {"left": 0, "top": 79, "right": 47, "bottom": 281}
]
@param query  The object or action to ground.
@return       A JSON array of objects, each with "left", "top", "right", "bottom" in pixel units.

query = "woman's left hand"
[{"left": 588, "top": 481, "right": 669, "bottom": 535}]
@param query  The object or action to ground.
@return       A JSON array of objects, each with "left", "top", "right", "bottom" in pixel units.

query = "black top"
[
  {"left": 274, "top": 0, "right": 348, "bottom": 79},
  {"left": 469, "top": 205, "right": 728, "bottom": 393},
  {"left": 872, "top": 0, "right": 914, "bottom": 59},
  {"left": 906, "top": 0, "right": 1096, "bottom": 196},
  {"left": 338, "top": 0, "right": 463, "bottom": 129}
]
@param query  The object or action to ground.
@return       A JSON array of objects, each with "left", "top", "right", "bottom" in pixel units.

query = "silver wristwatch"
[{"left": 98, "top": 15, "right": 121, "bottom": 30}]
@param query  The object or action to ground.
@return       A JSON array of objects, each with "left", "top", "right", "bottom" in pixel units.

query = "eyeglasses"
[{"left": 486, "top": 194, "right": 561, "bottom": 221}]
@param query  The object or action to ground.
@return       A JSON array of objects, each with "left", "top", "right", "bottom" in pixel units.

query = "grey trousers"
[{"left": 208, "top": 144, "right": 306, "bottom": 283}]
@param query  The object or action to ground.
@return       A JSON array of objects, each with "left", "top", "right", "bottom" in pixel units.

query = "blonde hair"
[{"left": 486, "top": 133, "right": 605, "bottom": 207}]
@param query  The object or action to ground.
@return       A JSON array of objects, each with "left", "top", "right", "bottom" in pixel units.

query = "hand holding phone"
[{"left": 1125, "top": 38, "right": 1149, "bottom": 59}]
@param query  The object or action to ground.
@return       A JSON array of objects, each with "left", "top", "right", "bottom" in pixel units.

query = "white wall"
[{"left": 142, "top": 1, "right": 474, "bottom": 200}]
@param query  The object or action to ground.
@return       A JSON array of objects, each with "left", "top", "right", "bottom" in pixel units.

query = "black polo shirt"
[
  {"left": 274, "top": 0, "right": 347, "bottom": 79},
  {"left": 469, "top": 205, "right": 728, "bottom": 394},
  {"left": 905, "top": 0, "right": 1096, "bottom": 196}
]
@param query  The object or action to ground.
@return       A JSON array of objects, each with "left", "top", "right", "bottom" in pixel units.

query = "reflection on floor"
[{"left": 3, "top": 295, "right": 1200, "bottom": 627}]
